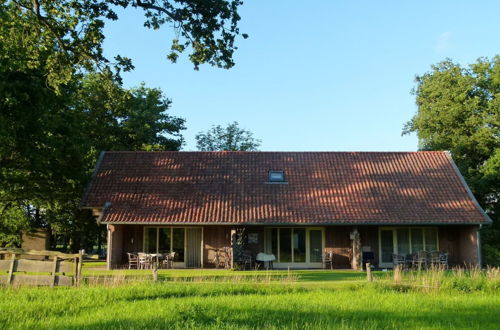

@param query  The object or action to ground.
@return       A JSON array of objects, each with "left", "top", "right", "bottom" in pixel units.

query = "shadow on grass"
[{"left": 55, "top": 301, "right": 500, "bottom": 329}]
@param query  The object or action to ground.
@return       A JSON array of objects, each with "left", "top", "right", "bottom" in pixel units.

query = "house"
[{"left": 81, "top": 151, "right": 491, "bottom": 269}]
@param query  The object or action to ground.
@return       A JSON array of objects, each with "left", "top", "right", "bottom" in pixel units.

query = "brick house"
[{"left": 81, "top": 151, "right": 491, "bottom": 269}]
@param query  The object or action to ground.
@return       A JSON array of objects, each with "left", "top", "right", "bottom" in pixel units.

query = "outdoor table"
[
  {"left": 256, "top": 253, "right": 276, "bottom": 270},
  {"left": 148, "top": 253, "right": 163, "bottom": 269}
]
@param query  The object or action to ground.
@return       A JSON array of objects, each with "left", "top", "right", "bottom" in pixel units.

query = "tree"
[
  {"left": 404, "top": 56, "right": 500, "bottom": 265},
  {"left": 1, "top": 0, "right": 247, "bottom": 89},
  {"left": 1, "top": 0, "right": 246, "bottom": 250},
  {"left": 196, "top": 121, "right": 261, "bottom": 151},
  {"left": 0, "top": 70, "right": 186, "bottom": 250}
]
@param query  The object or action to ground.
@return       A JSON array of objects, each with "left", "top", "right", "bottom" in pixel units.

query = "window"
[
  {"left": 379, "top": 227, "right": 439, "bottom": 265},
  {"left": 144, "top": 227, "right": 185, "bottom": 262},
  {"left": 265, "top": 228, "right": 324, "bottom": 264},
  {"left": 268, "top": 170, "right": 286, "bottom": 182}
]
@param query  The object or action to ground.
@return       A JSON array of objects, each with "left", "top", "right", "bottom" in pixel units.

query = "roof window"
[{"left": 268, "top": 170, "right": 286, "bottom": 183}]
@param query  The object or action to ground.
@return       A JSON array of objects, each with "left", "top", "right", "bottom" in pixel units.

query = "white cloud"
[{"left": 435, "top": 32, "right": 452, "bottom": 53}]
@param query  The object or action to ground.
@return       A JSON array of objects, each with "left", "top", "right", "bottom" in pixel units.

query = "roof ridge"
[{"left": 101, "top": 150, "right": 447, "bottom": 154}]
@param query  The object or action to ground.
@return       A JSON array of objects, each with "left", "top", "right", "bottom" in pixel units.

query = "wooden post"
[
  {"left": 7, "top": 253, "right": 16, "bottom": 285},
  {"left": 350, "top": 227, "right": 362, "bottom": 271},
  {"left": 152, "top": 264, "right": 158, "bottom": 282},
  {"left": 77, "top": 250, "right": 84, "bottom": 286},
  {"left": 366, "top": 263, "right": 373, "bottom": 282},
  {"left": 230, "top": 228, "right": 237, "bottom": 269},
  {"left": 51, "top": 256, "right": 59, "bottom": 287},
  {"left": 394, "top": 265, "right": 402, "bottom": 284}
]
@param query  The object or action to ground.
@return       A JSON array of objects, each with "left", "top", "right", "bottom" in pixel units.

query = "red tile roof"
[{"left": 81, "top": 151, "right": 491, "bottom": 225}]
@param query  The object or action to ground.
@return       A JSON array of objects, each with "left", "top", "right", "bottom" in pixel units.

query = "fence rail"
[{"left": 0, "top": 248, "right": 83, "bottom": 287}]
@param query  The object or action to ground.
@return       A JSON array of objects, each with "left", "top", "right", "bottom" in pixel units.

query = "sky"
[{"left": 102, "top": 1, "right": 500, "bottom": 151}]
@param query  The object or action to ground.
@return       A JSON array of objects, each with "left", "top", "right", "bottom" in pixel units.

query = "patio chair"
[
  {"left": 138, "top": 253, "right": 151, "bottom": 269},
  {"left": 161, "top": 252, "right": 176, "bottom": 269},
  {"left": 439, "top": 252, "right": 448, "bottom": 269},
  {"left": 127, "top": 253, "right": 138, "bottom": 269},
  {"left": 241, "top": 251, "right": 253, "bottom": 270},
  {"left": 392, "top": 253, "right": 406, "bottom": 269},
  {"left": 222, "top": 247, "right": 232, "bottom": 269},
  {"left": 211, "top": 249, "right": 222, "bottom": 269},
  {"left": 323, "top": 250, "right": 334, "bottom": 270},
  {"left": 413, "top": 251, "right": 428, "bottom": 270},
  {"left": 429, "top": 251, "right": 440, "bottom": 267}
]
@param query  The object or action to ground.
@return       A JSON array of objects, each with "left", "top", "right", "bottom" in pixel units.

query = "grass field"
[{"left": 1, "top": 268, "right": 499, "bottom": 329}]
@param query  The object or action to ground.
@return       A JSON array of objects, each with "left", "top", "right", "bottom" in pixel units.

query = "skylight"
[{"left": 268, "top": 170, "right": 286, "bottom": 183}]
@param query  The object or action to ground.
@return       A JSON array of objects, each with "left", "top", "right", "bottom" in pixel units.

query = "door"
[
  {"left": 265, "top": 227, "right": 324, "bottom": 268},
  {"left": 380, "top": 229, "right": 394, "bottom": 267},
  {"left": 308, "top": 229, "right": 323, "bottom": 264},
  {"left": 185, "top": 228, "right": 202, "bottom": 268}
]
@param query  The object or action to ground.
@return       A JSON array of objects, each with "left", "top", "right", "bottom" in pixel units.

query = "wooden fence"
[{"left": 0, "top": 248, "right": 83, "bottom": 287}]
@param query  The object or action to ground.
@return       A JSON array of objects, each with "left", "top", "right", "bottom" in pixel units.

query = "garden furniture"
[
  {"left": 138, "top": 253, "right": 151, "bottom": 269},
  {"left": 323, "top": 250, "right": 334, "bottom": 270},
  {"left": 161, "top": 252, "right": 176, "bottom": 269},
  {"left": 392, "top": 253, "right": 406, "bottom": 269},
  {"left": 241, "top": 251, "right": 253, "bottom": 270},
  {"left": 127, "top": 253, "right": 138, "bottom": 269},
  {"left": 256, "top": 252, "right": 276, "bottom": 270},
  {"left": 413, "top": 251, "right": 428, "bottom": 270}
]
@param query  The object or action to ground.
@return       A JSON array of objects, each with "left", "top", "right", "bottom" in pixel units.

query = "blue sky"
[{"left": 103, "top": 1, "right": 500, "bottom": 151}]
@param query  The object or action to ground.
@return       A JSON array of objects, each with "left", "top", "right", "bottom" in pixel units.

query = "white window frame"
[
  {"left": 264, "top": 227, "right": 325, "bottom": 268},
  {"left": 143, "top": 226, "right": 198, "bottom": 266},
  {"left": 378, "top": 227, "right": 439, "bottom": 268}
]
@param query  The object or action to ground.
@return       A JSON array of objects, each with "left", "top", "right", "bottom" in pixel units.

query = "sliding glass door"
[
  {"left": 379, "top": 227, "right": 439, "bottom": 267},
  {"left": 144, "top": 227, "right": 186, "bottom": 262},
  {"left": 265, "top": 228, "right": 324, "bottom": 267}
]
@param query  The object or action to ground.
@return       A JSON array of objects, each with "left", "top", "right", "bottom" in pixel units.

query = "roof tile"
[{"left": 81, "top": 151, "right": 489, "bottom": 225}]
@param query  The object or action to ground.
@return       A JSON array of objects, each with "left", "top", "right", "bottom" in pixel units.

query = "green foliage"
[
  {"left": 0, "top": 70, "right": 185, "bottom": 250},
  {"left": 1, "top": 0, "right": 244, "bottom": 249},
  {"left": 0, "top": 0, "right": 245, "bottom": 90},
  {"left": 196, "top": 121, "right": 261, "bottom": 151},
  {"left": 404, "top": 56, "right": 500, "bottom": 265},
  {"left": 1, "top": 0, "right": 250, "bottom": 249}
]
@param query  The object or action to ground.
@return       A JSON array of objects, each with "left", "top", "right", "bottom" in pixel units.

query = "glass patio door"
[
  {"left": 380, "top": 229, "right": 394, "bottom": 266},
  {"left": 308, "top": 229, "right": 323, "bottom": 263},
  {"left": 265, "top": 228, "right": 324, "bottom": 267}
]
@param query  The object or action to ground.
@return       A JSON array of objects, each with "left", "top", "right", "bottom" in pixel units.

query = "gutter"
[{"left": 95, "top": 220, "right": 488, "bottom": 226}]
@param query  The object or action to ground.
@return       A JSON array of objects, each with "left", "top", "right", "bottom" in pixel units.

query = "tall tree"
[
  {"left": 404, "top": 56, "right": 500, "bottom": 265},
  {"left": 1, "top": 0, "right": 246, "bottom": 249},
  {"left": 196, "top": 121, "right": 261, "bottom": 151},
  {"left": 0, "top": 70, "right": 186, "bottom": 250},
  {"left": 1, "top": 0, "right": 247, "bottom": 89}
]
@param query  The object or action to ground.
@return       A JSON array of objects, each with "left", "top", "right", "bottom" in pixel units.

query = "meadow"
[{"left": 0, "top": 267, "right": 499, "bottom": 329}]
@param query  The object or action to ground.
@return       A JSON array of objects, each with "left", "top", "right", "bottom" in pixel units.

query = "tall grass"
[
  {"left": 0, "top": 269, "right": 499, "bottom": 329},
  {"left": 382, "top": 266, "right": 500, "bottom": 293}
]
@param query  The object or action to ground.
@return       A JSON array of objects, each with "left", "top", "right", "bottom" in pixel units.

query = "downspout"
[
  {"left": 477, "top": 224, "right": 482, "bottom": 268},
  {"left": 106, "top": 224, "right": 112, "bottom": 270}
]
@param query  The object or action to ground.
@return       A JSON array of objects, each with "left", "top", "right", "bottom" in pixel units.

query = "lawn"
[{"left": 0, "top": 269, "right": 499, "bottom": 329}]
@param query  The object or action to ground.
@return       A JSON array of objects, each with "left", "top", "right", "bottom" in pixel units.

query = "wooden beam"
[
  {"left": 7, "top": 254, "right": 16, "bottom": 285},
  {"left": 77, "top": 250, "right": 84, "bottom": 286},
  {"left": 0, "top": 248, "right": 79, "bottom": 259},
  {"left": 51, "top": 257, "right": 58, "bottom": 287}
]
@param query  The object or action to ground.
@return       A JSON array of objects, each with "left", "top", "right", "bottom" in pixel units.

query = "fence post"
[
  {"left": 394, "top": 265, "right": 402, "bottom": 284},
  {"left": 51, "top": 256, "right": 59, "bottom": 287},
  {"left": 77, "top": 250, "right": 84, "bottom": 286},
  {"left": 7, "top": 253, "right": 16, "bottom": 285},
  {"left": 366, "top": 263, "right": 373, "bottom": 282},
  {"left": 152, "top": 264, "right": 158, "bottom": 282}
]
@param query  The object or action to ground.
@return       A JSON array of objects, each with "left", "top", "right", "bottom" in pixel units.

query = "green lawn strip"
[
  {"left": 0, "top": 282, "right": 498, "bottom": 329},
  {"left": 81, "top": 269, "right": 386, "bottom": 282}
]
